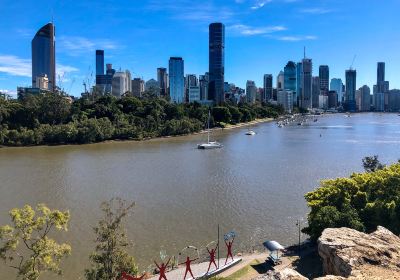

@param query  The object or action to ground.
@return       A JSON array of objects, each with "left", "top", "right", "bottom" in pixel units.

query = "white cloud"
[
  {"left": 58, "top": 36, "right": 119, "bottom": 56},
  {"left": 147, "top": 0, "right": 235, "bottom": 23},
  {"left": 229, "top": 24, "right": 286, "bottom": 36},
  {"left": 0, "top": 55, "right": 31, "bottom": 77},
  {"left": 0, "top": 54, "right": 78, "bottom": 78},
  {"left": 277, "top": 35, "right": 317, "bottom": 41},
  {"left": 300, "top": 8, "right": 332, "bottom": 14},
  {"left": 251, "top": 0, "right": 272, "bottom": 10}
]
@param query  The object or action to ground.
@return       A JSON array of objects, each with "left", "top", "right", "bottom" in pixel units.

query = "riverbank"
[{"left": 0, "top": 117, "right": 275, "bottom": 148}]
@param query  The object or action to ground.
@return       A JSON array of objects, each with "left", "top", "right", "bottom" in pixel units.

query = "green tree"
[
  {"left": 362, "top": 155, "right": 385, "bottom": 172},
  {"left": 85, "top": 198, "right": 138, "bottom": 280},
  {"left": 0, "top": 204, "right": 71, "bottom": 280},
  {"left": 303, "top": 161, "right": 400, "bottom": 240}
]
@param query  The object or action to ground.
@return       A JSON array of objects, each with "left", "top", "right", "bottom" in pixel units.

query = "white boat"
[
  {"left": 198, "top": 111, "right": 223, "bottom": 150},
  {"left": 245, "top": 130, "right": 256, "bottom": 136}
]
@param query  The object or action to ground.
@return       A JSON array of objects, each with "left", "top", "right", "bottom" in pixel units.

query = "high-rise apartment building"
[
  {"left": 345, "top": 69, "right": 357, "bottom": 111},
  {"left": 157, "top": 68, "right": 168, "bottom": 96},
  {"left": 312, "top": 76, "right": 320, "bottom": 109},
  {"left": 277, "top": 71, "right": 284, "bottom": 90},
  {"left": 246, "top": 80, "right": 257, "bottom": 104},
  {"left": 96, "top": 50, "right": 104, "bottom": 76},
  {"left": 263, "top": 74, "right": 273, "bottom": 102},
  {"left": 277, "top": 90, "right": 293, "bottom": 113},
  {"left": 319, "top": 65, "right": 329, "bottom": 94},
  {"left": 112, "top": 70, "right": 131, "bottom": 98},
  {"left": 330, "top": 78, "right": 343, "bottom": 104},
  {"left": 199, "top": 74, "right": 209, "bottom": 101},
  {"left": 284, "top": 62, "right": 296, "bottom": 105},
  {"left": 132, "top": 78, "right": 145, "bottom": 97},
  {"left": 301, "top": 58, "right": 312, "bottom": 109},
  {"left": 209, "top": 23, "right": 225, "bottom": 104},
  {"left": 360, "top": 85, "right": 371, "bottom": 111},
  {"left": 169, "top": 57, "right": 185, "bottom": 103},
  {"left": 32, "top": 23, "right": 56, "bottom": 91},
  {"left": 296, "top": 62, "right": 302, "bottom": 106}
]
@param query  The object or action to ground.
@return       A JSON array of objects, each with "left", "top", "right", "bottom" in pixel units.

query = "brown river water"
[{"left": 0, "top": 113, "right": 399, "bottom": 279}]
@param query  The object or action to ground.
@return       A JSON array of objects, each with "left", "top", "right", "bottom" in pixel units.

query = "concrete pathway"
[{"left": 148, "top": 258, "right": 241, "bottom": 280}]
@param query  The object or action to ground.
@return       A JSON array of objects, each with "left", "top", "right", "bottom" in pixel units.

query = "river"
[{"left": 0, "top": 113, "right": 399, "bottom": 279}]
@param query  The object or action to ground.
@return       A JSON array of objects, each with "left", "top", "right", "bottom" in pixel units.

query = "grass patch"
[{"left": 210, "top": 259, "right": 262, "bottom": 280}]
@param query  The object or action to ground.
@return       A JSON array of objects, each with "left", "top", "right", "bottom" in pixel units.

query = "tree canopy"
[
  {"left": 0, "top": 204, "right": 71, "bottom": 280},
  {"left": 0, "top": 94, "right": 284, "bottom": 146},
  {"left": 303, "top": 162, "right": 400, "bottom": 240}
]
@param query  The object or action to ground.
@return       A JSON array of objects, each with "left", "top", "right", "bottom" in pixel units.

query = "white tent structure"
[{"left": 263, "top": 240, "right": 285, "bottom": 265}]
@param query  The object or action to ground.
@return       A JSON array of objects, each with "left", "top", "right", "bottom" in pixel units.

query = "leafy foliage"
[
  {"left": 303, "top": 162, "right": 400, "bottom": 240},
  {"left": 362, "top": 155, "right": 385, "bottom": 172},
  {"left": 0, "top": 204, "right": 71, "bottom": 280},
  {"left": 85, "top": 198, "right": 138, "bottom": 280},
  {"left": 0, "top": 94, "right": 283, "bottom": 146}
]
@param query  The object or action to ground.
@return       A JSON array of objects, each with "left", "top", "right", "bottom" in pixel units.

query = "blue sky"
[{"left": 0, "top": 0, "right": 399, "bottom": 97}]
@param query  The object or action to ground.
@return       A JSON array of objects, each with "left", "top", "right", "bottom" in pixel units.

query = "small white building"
[{"left": 36, "top": 74, "right": 49, "bottom": 90}]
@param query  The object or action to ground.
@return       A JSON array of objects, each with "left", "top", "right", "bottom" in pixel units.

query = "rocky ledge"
[
  {"left": 318, "top": 226, "right": 400, "bottom": 279},
  {"left": 253, "top": 226, "right": 400, "bottom": 280}
]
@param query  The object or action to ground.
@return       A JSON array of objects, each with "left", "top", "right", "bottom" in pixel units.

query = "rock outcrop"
[
  {"left": 252, "top": 268, "right": 308, "bottom": 280},
  {"left": 318, "top": 226, "right": 400, "bottom": 279}
]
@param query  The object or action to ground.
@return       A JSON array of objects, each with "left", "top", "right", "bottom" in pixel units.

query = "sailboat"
[
  {"left": 245, "top": 128, "right": 256, "bottom": 135},
  {"left": 198, "top": 111, "right": 223, "bottom": 150}
]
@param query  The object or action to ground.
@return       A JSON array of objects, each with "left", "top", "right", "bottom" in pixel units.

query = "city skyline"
[{"left": 0, "top": 0, "right": 399, "bottom": 97}]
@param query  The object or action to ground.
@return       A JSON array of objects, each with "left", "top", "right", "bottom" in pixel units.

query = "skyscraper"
[
  {"left": 246, "top": 80, "right": 257, "bottom": 104},
  {"left": 284, "top": 62, "right": 296, "bottom": 105},
  {"left": 96, "top": 50, "right": 104, "bottom": 76},
  {"left": 296, "top": 62, "right": 303, "bottom": 106},
  {"left": 301, "top": 58, "right": 312, "bottom": 109},
  {"left": 377, "top": 62, "right": 385, "bottom": 88},
  {"left": 277, "top": 71, "right": 284, "bottom": 90},
  {"left": 263, "top": 74, "right": 273, "bottom": 102},
  {"left": 112, "top": 70, "right": 131, "bottom": 98},
  {"left": 157, "top": 68, "right": 168, "bottom": 96},
  {"left": 319, "top": 65, "right": 329, "bottom": 94},
  {"left": 284, "top": 62, "right": 296, "bottom": 91},
  {"left": 345, "top": 69, "right": 357, "bottom": 111},
  {"left": 330, "top": 78, "right": 343, "bottom": 104},
  {"left": 312, "top": 76, "right": 320, "bottom": 108},
  {"left": 32, "top": 22, "right": 56, "bottom": 91},
  {"left": 360, "top": 85, "right": 371, "bottom": 111},
  {"left": 209, "top": 23, "right": 225, "bottom": 104},
  {"left": 199, "top": 73, "right": 209, "bottom": 100},
  {"left": 169, "top": 57, "right": 185, "bottom": 103}
]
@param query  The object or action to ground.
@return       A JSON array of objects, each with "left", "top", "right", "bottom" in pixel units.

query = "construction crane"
[
  {"left": 350, "top": 55, "right": 357, "bottom": 70},
  {"left": 67, "top": 78, "right": 75, "bottom": 95}
]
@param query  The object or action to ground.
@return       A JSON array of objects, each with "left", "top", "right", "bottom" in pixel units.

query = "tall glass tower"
[
  {"left": 32, "top": 23, "right": 55, "bottom": 91},
  {"left": 284, "top": 61, "right": 296, "bottom": 105},
  {"left": 345, "top": 69, "right": 357, "bottom": 111},
  {"left": 209, "top": 23, "right": 225, "bottom": 104},
  {"left": 301, "top": 58, "right": 313, "bottom": 109},
  {"left": 169, "top": 57, "right": 184, "bottom": 103},
  {"left": 319, "top": 65, "right": 329, "bottom": 93},
  {"left": 296, "top": 62, "right": 303, "bottom": 106},
  {"left": 96, "top": 50, "right": 104, "bottom": 76}
]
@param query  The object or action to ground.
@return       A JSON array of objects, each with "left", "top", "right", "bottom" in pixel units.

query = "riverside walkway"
[{"left": 148, "top": 258, "right": 242, "bottom": 280}]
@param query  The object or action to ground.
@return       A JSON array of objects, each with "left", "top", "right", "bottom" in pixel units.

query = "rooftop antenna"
[
  {"left": 350, "top": 55, "right": 357, "bottom": 70},
  {"left": 303, "top": 46, "right": 306, "bottom": 59}
]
